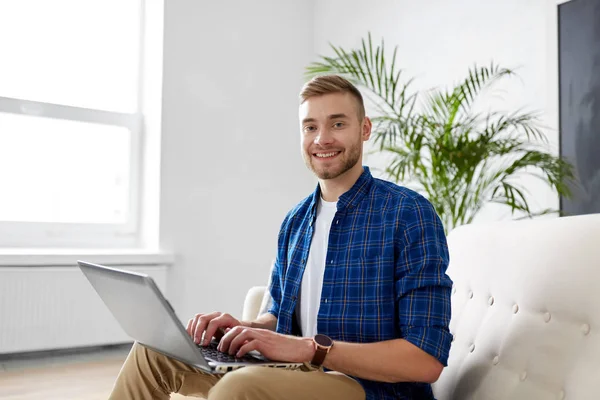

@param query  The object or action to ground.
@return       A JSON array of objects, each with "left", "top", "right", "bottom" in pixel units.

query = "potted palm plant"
[{"left": 306, "top": 34, "right": 575, "bottom": 232}]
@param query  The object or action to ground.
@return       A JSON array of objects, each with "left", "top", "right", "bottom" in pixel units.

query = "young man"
[{"left": 110, "top": 75, "right": 453, "bottom": 400}]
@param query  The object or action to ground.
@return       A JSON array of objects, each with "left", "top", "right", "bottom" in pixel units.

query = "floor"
[{"left": 0, "top": 345, "right": 188, "bottom": 400}]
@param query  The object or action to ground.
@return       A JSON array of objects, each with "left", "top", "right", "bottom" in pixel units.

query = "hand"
[
  {"left": 217, "top": 326, "right": 315, "bottom": 363},
  {"left": 186, "top": 312, "right": 243, "bottom": 346}
]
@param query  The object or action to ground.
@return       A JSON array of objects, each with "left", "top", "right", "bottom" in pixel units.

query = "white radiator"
[{"left": 0, "top": 265, "right": 168, "bottom": 354}]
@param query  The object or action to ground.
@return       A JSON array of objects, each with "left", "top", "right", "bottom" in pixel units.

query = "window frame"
[{"left": 0, "top": 1, "right": 146, "bottom": 249}]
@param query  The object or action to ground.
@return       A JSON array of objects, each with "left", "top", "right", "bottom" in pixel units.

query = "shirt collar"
[{"left": 308, "top": 166, "right": 374, "bottom": 217}]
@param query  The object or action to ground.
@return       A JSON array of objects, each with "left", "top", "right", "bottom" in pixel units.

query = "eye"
[
  {"left": 303, "top": 125, "right": 316, "bottom": 133},
  {"left": 333, "top": 122, "right": 345, "bottom": 128}
]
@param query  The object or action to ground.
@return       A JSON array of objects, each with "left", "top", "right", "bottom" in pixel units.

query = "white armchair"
[
  {"left": 241, "top": 285, "right": 268, "bottom": 322},
  {"left": 242, "top": 214, "right": 600, "bottom": 400}
]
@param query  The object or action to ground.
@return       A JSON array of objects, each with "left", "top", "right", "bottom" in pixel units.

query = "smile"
[{"left": 313, "top": 151, "right": 341, "bottom": 159}]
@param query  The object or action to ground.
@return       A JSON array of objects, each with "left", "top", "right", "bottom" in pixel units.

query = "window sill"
[{"left": 0, "top": 249, "right": 175, "bottom": 267}]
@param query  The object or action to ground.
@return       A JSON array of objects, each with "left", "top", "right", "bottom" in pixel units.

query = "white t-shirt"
[{"left": 296, "top": 196, "right": 337, "bottom": 337}]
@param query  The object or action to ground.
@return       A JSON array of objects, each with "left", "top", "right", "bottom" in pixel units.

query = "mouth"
[{"left": 312, "top": 151, "right": 341, "bottom": 160}]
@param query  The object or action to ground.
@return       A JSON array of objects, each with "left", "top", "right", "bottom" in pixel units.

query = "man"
[{"left": 110, "top": 75, "right": 453, "bottom": 400}]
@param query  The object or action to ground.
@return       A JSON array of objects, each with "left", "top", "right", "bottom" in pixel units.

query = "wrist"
[
  {"left": 240, "top": 320, "right": 253, "bottom": 328},
  {"left": 304, "top": 337, "right": 316, "bottom": 362}
]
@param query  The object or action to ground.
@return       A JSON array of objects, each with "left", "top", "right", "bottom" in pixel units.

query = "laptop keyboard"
[{"left": 199, "top": 342, "right": 263, "bottom": 364}]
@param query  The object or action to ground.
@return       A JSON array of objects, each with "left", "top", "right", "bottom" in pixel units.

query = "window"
[{"left": 0, "top": 0, "right": 144, "bottom": 248}]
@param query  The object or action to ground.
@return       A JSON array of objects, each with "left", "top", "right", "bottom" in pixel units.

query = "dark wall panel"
[{"left": 559, "top": 0, "right": 600, "bottom": 216}]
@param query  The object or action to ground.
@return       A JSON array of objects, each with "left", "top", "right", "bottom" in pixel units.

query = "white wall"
[
  {"left": 159, "top": 0, "right": 565, "bottom": 321},
  {"left": 313, "top": 0, "right": 561, "bottom": 224},
  {"left": 160, "top": 0, "right": 316, "bottom": 321}
]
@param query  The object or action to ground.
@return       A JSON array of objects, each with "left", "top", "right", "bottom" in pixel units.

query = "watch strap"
[{"left": 310, "top": 345, "right": 328, "bottom": 367}]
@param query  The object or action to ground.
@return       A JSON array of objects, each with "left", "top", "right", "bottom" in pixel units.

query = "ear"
[{"left": 362, "top": 117, "right": 372, "bottom": 141}]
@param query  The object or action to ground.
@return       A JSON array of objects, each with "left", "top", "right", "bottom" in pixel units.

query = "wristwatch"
[{"left": 310, "top": 334, "right": 334, "bottom": 368}]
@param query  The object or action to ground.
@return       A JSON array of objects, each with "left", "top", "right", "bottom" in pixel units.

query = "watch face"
[{"left": 314, "top": 334, "right": 333, "bottom": 347}]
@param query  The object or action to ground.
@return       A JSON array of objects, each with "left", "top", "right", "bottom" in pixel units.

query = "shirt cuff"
[
  {"left": 402, "top": 326, "right": 452, "bottom": 366},
  {"left": 267, "top": 307, "right": 279, "bottom": 320}
]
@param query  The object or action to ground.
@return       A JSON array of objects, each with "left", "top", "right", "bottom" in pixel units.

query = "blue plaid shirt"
[{"left": 267, "top": 167, "right": 453, "bottom": 400}]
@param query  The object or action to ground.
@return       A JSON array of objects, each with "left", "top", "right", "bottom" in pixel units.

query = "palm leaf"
[
  {"left": 453, "top": 62, "right": 515, "bottom": 114},
  {"left": 305, "top": 35, "right": 577, "bottom": 232},
  {"left": 306, "top": 32, "right": 413, "bottom": 120}
]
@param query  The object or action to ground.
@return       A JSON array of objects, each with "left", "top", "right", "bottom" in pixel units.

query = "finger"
[
  {"left": 236, "top": 339, "right": 261, "bottom": 358},
  {"left": 194, "top": 312, "right": 220, "bottom": 344},
  {"left": 217, "top": 326, "right": 245, "bottom": 353},
  {"left": 203, "top": 314, "right": 231, "bottom": 346},
  {"left": 189, "top": 314, "right": 203, "bottom": 341},
  {"left": 186, "top": 318, "right": 194, "bottom": 336},
  {"left": 193, "top": 312, "right": 220, "bottom": 345},
  {"left": 213, "top": 327, "right": 226, "bottom": 341},
  {"left": 228, "top": 328, "right": 258, "bottom": 355}
]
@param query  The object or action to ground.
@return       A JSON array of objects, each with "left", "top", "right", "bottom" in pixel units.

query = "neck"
[{"left": 319, "top": 163, "right": 364, "bottom": 202}]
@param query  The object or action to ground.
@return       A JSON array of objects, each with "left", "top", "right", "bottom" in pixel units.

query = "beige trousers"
[{"left": 109, "top": 343, "right": 366, "bottom": 400}]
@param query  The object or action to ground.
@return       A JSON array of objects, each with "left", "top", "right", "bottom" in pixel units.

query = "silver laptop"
[{"left": 77, "top": 261, "right": 303, "bottom": 374}]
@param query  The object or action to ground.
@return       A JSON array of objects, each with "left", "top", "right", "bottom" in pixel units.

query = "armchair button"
[
  {"left": 488, "top": 296, "right": 494, "bottom": 306},
  {"left": 558, "top": 390, "right": 565, "bottom": 400},
  {"left": 492, "top": 356, "right": 499, "bottom": 365},
  {"left": 513, "top": 304, "right": 519, "bottom": 314},
  {"left": 544, "top": 312, "right": 551, "bottom": 323},
  {"left": 520, "top": 371, "right": 527, "bottom": 381},
  {"left": 468, "top": 291, "right": 473, "bottom": 299},
  {"left": 469, "top": 344, "right": 475, "bottom": 353},
  {"left": 582, "top": 324, "right": 591, "bottom": 335}
]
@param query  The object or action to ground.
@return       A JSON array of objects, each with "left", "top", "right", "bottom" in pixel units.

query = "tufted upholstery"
[
  {"left": 242, "top": 214, "right": 600, "bottom": 399},
  {"left": 433, "top": 213, "right": 600, "bottom": 400}
]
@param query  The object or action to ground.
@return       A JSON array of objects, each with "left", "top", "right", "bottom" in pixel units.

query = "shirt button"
[
  {"left": 330, "top": 260, "right": 333, "bottom": 264},
  {"left": 335, "top": 220, "right": 339, "bottom": 224}
]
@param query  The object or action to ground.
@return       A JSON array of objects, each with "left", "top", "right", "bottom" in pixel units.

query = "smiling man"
[{"left": 110, "top": 75, "right": 453, "bottom": 400}]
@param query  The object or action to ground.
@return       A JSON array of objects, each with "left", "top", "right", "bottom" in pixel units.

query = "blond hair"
[{"left": 299, "top": 75, "right": 365, "bottom": 120}]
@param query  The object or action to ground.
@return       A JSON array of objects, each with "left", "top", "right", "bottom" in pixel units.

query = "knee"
[
  {"left": 131, "top": 341, "right": 165, "bottom": 364},
  {"left": 128, "top": 341, "right": 172, "bottom": 382},
  {"left": 130, "top": 341, "right": 145, "bottom": 355},
  {"left": 209, "top": 367, "right": 268, "bottom": 400},
  {"left": 127, "top": 342, "right": 187, "bottom": 395}
]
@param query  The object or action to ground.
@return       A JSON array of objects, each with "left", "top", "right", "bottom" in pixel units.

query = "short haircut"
[{"left": 299, "top": 75, "right": 365, "bottom": 120}]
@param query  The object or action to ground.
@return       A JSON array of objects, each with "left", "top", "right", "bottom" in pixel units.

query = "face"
[{"left": 299, "top": 92, "right": 371, "bottom": 180}]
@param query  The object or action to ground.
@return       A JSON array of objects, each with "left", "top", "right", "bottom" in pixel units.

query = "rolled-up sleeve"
[
  {"left": 267, "top": 218, "right": 290, "bottom": 320},
  {"left": 266, "top": 257, "right": 282, "bottom": 319},
  {"left": 395, "top": 195, "right": 453, "bottom": 365}
]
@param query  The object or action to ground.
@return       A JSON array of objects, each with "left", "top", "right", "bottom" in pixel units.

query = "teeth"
[{"left": 315, "top": 152, "right": 338, "bottom": 158}]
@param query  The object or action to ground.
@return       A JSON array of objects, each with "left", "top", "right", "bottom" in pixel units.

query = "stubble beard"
[{"left": 304, "top": 137, "right": 362, "bottom": 180}]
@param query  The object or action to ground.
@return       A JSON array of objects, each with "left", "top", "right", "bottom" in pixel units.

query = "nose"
[{"left": 314, "top": 127, "right": 334, "bottom": 146}]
